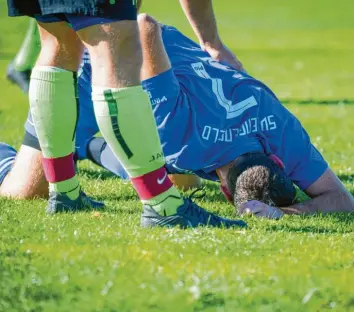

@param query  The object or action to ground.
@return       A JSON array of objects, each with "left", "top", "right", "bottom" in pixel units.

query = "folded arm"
[{"left": 281, "top": 168, "right": 354, "bottom": 215}]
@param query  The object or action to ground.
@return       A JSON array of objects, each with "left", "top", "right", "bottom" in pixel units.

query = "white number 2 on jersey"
[{"left": 191, "top": 59, "right": 257, "bottom": 119}]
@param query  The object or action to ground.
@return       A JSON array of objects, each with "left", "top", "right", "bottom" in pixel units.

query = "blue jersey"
[{"left": 37, "top": 24, "right": 327, "bottom": 191}]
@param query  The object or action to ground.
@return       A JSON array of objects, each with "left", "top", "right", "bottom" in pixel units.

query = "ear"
[
  {"left": 268, "top": 154, "right": 284, "bottom": 169},
  {"left": 220, "top": 184, "right": 233, "bottom": 203}
]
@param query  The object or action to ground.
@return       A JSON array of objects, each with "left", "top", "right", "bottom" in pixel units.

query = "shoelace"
[
  {"left": 188, "top": 188, "right": 207, "bottom": 200},
  {"left": 185, "top": 188, "right": 223, "bottom": 224},
  {"left": 184, "top": 200, "right": 223, "bottom": 224}
]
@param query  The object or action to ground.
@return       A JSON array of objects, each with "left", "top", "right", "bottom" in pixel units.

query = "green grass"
[{"left": 1, "top": 0, "right": 354, "bottom": 311}]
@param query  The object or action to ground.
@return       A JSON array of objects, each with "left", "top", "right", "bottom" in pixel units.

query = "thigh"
[
  {"left": 77, "top": 20, "right": 141, "bottom": 87},
  {"left": 36, "top": 20, "right": 83, "bottom": 70},
  {"left": 0, "top": 145, "right": 48, "bottom": 199},
  {"left": 138, "top": 14, "right": 171, "bottom": 80}
]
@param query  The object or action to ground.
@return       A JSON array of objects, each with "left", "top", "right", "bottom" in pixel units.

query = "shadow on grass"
[
  {"left": 195, "top": 292, "right": 225, "bottom": 311},
  {"left": 265, "top": 224, "right": 353, "bottom": 234},
  {"left": 193, "top": 182, "right": 227, "bottom": 202},
  {"left": 338, "top": 174, "right": 354, "bottom": 183},
  {"left": 338, "top": 174, "right": 354, "bottom": 196},
  {"left": 338, "top": 174, "right": 354, "bottom": 182},
  {"left": 281, "top": 98, "right": 354, "bottom": 105},
  {"left": 77, "top": 169, "right": 228, "bottom": 202},
  {"left": 264, "top": 213, "right": 354, "bottom": 234},
  {"left": 92, "top": 190, "right": 138, "bottom": 202},
  {"left": 78, "top": 167, "right": 118, "bottom": 181}
]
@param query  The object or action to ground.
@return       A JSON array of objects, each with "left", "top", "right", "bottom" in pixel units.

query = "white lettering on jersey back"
[{"left": 191, "top": 62, "right": 258, "bottom": 119}]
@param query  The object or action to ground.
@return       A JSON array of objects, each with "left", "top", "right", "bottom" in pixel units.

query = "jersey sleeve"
[
  {"left": 141, "top": 68, "right": 181, "bottom": 117},
  {"left": 279, "top": 115, "right": 328, "bottom": 191}
]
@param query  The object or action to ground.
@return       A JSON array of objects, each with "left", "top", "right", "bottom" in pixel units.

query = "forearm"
[
  {"left": 280, "top": 190, "right": 354, "bottom": 215},
  {"left": 179, "top": 0, "right": 221, "bottom": 47}
]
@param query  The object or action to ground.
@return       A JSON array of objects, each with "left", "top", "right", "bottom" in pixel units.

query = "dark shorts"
[
  {"left": 35, "top": 14, "right": 133, "bottom": 31},
  {"left": 7, "top": 0, "right": 137, "bottom": 22}
]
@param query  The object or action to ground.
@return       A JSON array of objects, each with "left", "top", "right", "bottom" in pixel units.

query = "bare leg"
[
  {"left": 76, "top": 19, "right": 185, "bottom": 216},
  {"left": 0, "top": 145, "right": 48, "bottom": 199},
  {"left": 138, "top": 14, "right": 171, "bottom": 80},
  {"left": 29, "top": 21, "right": 103, "bottom": 213},
  {"left": 36, "top": 21, "right": 83, "bottom": 70}
]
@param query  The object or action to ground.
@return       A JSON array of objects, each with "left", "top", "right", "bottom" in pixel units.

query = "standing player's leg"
[
  {"left": 7, "top": 18, "right": 40, "bottom": 93},
  {"left": 30, "top": 19, "right": 103, "bottom": 213},
  {"left": 76, "top": 15, "right": 186, "bottom": 217}
]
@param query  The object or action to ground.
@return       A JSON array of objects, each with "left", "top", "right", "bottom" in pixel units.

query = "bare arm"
[
  {"left": 179, "top": 0, "right": 219, "bottom": 50},
  {"left": 179, "top": 0, "right": 243, "bottom": 70},
  {"left": 281, "top": 168, "right": 354, "bottom": 215}
]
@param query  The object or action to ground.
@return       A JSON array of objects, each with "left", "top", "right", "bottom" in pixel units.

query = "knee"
[
  {"left": 37, "top": 22, "right": 83, "bottom": 70},
  {"left": 137, "top": 13, "right": 159, "bottom": 34}
]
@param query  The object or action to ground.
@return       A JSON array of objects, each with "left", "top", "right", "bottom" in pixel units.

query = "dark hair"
[{"left": 226, "top": 152, "right": 296, "bottom": 210}]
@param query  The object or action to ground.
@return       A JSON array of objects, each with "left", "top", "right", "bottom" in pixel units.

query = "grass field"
[{"left": 1, "top": 0, "right": 354, "bottom": 311}]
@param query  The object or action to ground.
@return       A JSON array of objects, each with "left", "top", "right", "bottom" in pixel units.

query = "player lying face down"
[
  {"left": 1, "top": 14, "right": 353, "bottom": 219},
  {"left": 136, "top": 14, "right": 354, "bottom": 218}
]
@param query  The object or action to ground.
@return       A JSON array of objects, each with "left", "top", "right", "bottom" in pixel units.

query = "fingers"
[
  {"left": 240, "top": 200, "right": 264, "bottom": 214},
  {"left": 224, "top": 57, "right": 243, "bottom": 71},
  {"left": 212, "top": 51, "right": 242, "bottom": 70},
  {"left": 255, "top": 207, "right": 284, "bottom": 219},
  {"left": 240, "top": 200, "right": 284, "bottom": 220}
]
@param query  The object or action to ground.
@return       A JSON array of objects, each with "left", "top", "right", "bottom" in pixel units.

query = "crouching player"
[{"left": 1, "top": 14, "right": 353, "bottom": 220}]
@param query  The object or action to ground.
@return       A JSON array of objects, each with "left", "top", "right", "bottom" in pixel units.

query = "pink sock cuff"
[
  {"left": 42, "top": 153, "right": 76, "bottom": 183},
  {"left": 131, "top": 167, "right": 173, "bottom": 200}
]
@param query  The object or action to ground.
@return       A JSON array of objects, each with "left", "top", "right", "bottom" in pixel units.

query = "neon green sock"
[
  {"left": 13, "top": 19, "right": 40, "bottom": 72},
  {"left": 142, "top": 187, "right": 184, "bottom": 216},
  {"left": 92, "top": 85, "right": 183, "bottom": 215},
  {"left": 30, "top": 67, "right": 80, "bottom": 199}
]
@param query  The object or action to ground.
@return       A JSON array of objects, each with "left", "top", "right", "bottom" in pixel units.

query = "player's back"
[
  {"left": 159, "top": 24, "right": 277, "bottom": 122},
  {"left": 160, "top": 24, "right": 263, "bottom": 91}
]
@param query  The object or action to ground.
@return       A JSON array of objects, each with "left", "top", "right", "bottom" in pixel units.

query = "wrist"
[{"left": 200, "top": 36, "right": 222, "bottom": 50}]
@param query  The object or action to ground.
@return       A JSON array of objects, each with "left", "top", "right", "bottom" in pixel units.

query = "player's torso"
[{"left": 158, "top": 26, "right": 292, "bottom": 180}]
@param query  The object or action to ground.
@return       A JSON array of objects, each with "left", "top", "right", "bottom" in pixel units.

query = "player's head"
[{"left": 225, "top": 152, "right": 296, "bottom": 210}]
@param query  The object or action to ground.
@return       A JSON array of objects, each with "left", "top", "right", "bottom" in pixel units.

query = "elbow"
[{"left": 331, "top": 190, "right": 354, "bottom": 213}]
